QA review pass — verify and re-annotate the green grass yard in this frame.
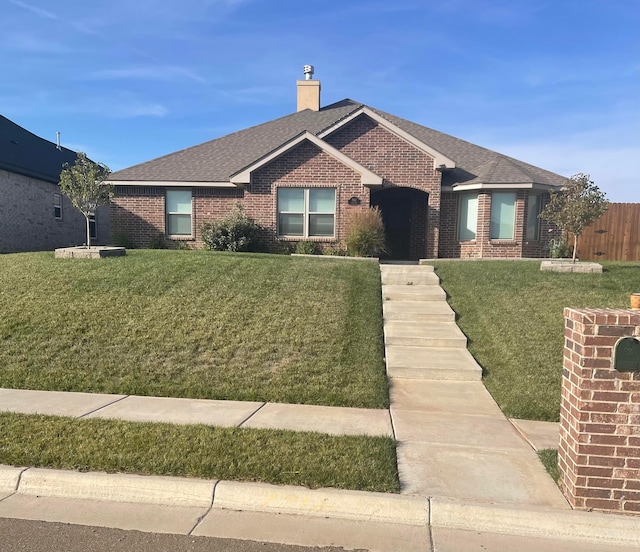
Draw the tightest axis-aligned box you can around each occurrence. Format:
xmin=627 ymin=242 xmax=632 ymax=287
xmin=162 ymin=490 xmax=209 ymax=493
xmin=0 ymin=412 xmax=399 ymax=492
xmin=0 ymin=251 xmax=387 ymax=408
xmin=431 ymin=260 xmax=638 ymax=421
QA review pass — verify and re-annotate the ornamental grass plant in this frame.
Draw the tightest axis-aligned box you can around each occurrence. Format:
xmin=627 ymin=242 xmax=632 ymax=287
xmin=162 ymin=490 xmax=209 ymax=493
xmin=346 ymin=207 xmax=387 ymax=257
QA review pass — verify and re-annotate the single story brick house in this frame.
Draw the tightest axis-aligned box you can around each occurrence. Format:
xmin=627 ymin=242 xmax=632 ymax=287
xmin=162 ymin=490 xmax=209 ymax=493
xmin=0 ymin=115 xmax=109 ymax=253
xmin=109 ymin=72 xmax=565 ymax=259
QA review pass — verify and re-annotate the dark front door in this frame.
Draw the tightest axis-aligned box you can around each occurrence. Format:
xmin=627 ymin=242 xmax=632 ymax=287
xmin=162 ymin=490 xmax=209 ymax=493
xmin=371 ymin=187 xmax=429 ymax=260
xmin=380 ymin=197 xmax=412 ymax=259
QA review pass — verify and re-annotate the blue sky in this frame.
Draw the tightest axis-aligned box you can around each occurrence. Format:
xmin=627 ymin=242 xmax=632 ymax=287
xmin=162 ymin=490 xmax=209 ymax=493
xmin=3 ymin=0 xmax=638 ymax=201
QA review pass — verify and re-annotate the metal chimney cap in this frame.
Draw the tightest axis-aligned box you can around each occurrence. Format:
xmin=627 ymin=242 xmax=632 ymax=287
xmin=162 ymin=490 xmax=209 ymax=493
xmin=303 ymin=65 xmax=314 ymax=80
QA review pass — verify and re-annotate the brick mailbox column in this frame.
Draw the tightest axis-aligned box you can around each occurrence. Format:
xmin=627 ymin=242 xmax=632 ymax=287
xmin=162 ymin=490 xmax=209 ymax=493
xmin=559 ymin=308 xmax=640 ymax=514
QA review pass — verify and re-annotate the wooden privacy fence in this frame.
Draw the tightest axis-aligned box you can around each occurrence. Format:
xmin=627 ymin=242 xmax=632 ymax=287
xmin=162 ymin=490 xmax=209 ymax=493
xmin=573 ymin=203 xmax=640 ymax=261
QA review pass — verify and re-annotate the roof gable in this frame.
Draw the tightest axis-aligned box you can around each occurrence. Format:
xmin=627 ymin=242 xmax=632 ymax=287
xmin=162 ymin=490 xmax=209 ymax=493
xmin=230 ymin=131 xmax=383 ymax=187
xmin=318 ymin=106 xmax=456 ymax=169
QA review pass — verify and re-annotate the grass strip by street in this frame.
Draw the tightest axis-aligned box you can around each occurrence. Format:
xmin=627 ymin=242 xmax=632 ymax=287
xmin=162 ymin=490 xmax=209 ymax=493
xmin=431 ymin=261 xmax=637 ymax=421
xmin=0 ymin=412 xmax=399 ymax=493
xmin=0 ymin=250 xmax=387 ymax=408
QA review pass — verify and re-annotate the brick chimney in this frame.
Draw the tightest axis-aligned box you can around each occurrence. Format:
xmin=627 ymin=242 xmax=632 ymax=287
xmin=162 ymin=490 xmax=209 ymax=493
xmin=297 ymin=64 xmax=320 ymax=112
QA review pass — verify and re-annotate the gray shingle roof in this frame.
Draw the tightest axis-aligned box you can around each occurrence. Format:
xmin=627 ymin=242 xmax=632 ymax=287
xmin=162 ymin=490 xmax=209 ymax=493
xmin=0 ymin=115 xmax=78 ymax=184
xmin=110 ymin=99 xmax=566 ymax=188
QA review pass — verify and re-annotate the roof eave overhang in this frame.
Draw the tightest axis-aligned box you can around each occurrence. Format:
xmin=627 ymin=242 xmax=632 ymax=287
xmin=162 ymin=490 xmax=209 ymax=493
xmin=107 ymin=180 xmax=238 ymax=188
xmin=317 ymin=106 xmax=456 ymax=169
xmin=449 ymin=182 xmax=561 ymax=192
xmin=229 ymin=131 xmax=383 ymax=187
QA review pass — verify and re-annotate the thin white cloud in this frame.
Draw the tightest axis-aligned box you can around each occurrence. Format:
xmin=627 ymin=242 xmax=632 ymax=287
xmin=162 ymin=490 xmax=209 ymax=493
xmin=3 ymin=32 xmax=71 ymax=53
xmin=111 ymin=103 xmax=169 ymax=118
xmin=9 ymin=0 xmax=57 ymax=19
xmin=65 ymin=97 xmax=169 ymax=119
xmin=84 ymin=66 xmax=206 ymax=83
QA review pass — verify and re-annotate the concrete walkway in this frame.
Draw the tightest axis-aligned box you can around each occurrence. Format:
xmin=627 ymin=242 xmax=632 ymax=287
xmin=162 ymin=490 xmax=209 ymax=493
xmin=381 ymin=263 xmax=568 ymax=508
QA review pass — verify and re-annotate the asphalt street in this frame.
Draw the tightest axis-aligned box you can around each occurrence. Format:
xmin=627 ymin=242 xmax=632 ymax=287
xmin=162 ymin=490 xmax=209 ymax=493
xmin=2 ymin=518 xmax=637 ymax=552
xmin=0 ymin=518 xmax=355 ymax=552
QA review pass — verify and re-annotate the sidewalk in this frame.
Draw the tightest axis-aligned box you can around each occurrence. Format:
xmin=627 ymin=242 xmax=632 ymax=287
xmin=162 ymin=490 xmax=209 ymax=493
xmin=0 ymin=388 xmax=392 ymax=437
xmin=0 ymin=263 xmax=638 ymax=551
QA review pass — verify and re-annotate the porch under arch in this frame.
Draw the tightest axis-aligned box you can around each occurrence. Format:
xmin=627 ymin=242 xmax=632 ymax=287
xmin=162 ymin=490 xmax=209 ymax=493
xmin=371 ymin=187 xmax=430 ymax=261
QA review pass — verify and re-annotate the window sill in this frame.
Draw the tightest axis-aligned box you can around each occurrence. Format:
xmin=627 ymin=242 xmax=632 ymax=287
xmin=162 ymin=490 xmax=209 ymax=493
xmin=278 ymin=237 xmax=336 ymax=242
xmin=489 ymin=240 xmax=518 ymax=245
xmin=166 ymin=235 xmax=195 ymax=241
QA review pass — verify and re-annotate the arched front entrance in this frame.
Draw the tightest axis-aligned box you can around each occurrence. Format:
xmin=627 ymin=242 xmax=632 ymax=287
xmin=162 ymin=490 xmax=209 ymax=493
xmin=371 ymin=187 xmax=429 ymax=261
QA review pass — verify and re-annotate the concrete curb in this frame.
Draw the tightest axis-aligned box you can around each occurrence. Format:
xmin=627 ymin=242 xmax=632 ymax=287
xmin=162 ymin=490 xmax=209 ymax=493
xmin=17 ymin=468 xmax=215 ymax=508
xmin=213 ymin=480 xmax=428 ymax=525
xmin=430 ymin=497 xmax=640 ymax=547
xmin=2 ymin=466 xmax=639 ymax=546
xmin=0 ymin=465 xmax=26 ymax=497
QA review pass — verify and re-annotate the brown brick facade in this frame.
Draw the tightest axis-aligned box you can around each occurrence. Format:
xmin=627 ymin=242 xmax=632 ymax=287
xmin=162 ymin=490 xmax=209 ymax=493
xmin=438 ymin=190 xmax=552 ymax=258
xmin=325 ymin=114 xmax=441 ymax=258
xmin=109 ymin=116 xmax=554 ymax=258
xmin=1 ymin=169 xmax=109 ymax=253
xmin=559 ymin=308 xmax=640 ymax=514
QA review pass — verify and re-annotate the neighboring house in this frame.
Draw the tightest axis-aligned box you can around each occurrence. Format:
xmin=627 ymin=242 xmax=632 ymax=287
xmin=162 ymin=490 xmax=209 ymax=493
xmin=0 ymin=115 xmax=109 ymax=253
xmin=109 ymin=72 xmax=565 ymax=259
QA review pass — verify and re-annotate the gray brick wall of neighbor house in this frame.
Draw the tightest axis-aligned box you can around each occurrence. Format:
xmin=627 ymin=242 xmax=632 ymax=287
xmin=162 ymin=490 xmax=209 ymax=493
xmin=0 ymin=169 xmax=110 ymax=253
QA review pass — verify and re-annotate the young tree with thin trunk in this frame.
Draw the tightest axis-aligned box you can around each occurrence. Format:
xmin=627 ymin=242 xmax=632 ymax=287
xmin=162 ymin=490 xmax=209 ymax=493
xmin=540 ymin=173 xmax=608 ymax=263
xmin=59 ymin=152 xmax=113 ymax=248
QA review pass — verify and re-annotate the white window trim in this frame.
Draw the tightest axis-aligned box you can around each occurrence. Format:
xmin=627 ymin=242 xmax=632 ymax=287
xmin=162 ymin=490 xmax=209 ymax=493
xmin=54 ymin=194 xmax=62 ymax=220
xmin=277 ymin=188 xmax=336 ymax=239
xmin=166 ymin=189 xmax=193 ymax=237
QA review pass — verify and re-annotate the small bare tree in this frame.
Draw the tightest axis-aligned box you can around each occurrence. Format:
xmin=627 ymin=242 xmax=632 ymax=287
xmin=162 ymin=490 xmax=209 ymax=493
xmin=540 ymin=173 xmax=608 ymax=263
xmin=59 ymin=152 xmax=113 ymax=248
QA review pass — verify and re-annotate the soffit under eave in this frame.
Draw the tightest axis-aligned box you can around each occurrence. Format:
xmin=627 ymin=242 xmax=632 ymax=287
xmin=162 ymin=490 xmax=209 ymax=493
xmin=449 ymin=182 xmax=561 ymax=192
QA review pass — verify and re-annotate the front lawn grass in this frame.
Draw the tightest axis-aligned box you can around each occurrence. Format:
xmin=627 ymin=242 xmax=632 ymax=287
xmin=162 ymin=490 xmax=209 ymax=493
xmin=0 ymin=251 xmax=387 ymax=408
xmin=431 ymin=261 xmax=638 ymax=421
xmin=0 ymin=413 xmax=399 ymax=492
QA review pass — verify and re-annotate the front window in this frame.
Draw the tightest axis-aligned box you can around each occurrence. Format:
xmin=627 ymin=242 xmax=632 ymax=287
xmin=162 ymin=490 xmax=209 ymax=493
xmin=526 ymin=194 xmax=542 ymax=241
xmin=490 ymin=192 xmax=516 ymax=240
xmin=88 ymin=214 xmax=97 ymax=240
xmin=278 ymin=188 xmax=335 ymax=238
xmin=166 ymin=190 xmax=192 ymax=236
xmin=54 ymin=194 xmax=62 ymax=219
xmin=458 ymin=193 xmax=478 ymax=241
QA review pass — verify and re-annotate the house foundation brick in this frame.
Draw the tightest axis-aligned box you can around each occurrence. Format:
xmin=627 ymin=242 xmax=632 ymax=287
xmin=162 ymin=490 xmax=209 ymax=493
xmin=558 ymin=308 xmax=640 ymax=515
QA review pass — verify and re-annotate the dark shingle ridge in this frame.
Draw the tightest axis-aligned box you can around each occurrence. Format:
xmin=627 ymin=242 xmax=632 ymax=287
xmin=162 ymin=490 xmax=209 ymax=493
xmin=110 ymin=99 xmax=566 ymax=187
xmin=0 ymin=115 xmax=77 ymax=184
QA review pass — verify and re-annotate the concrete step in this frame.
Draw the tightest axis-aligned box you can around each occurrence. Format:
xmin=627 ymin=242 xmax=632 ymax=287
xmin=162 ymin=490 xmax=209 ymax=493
xmin=380 ymin=264 xmax=434 ymax=272
xmin=385 ymin=346 xmax=482 ymax=381
xmin=384 ymin=321 xmax=467 ymax=348
xmin=382 ymin=285 xmax=446 ymax=302
xmin=383 ymin=301 xmax=455 ymax=322
xmin=380 ymin=273 xmax=440 ymax=286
